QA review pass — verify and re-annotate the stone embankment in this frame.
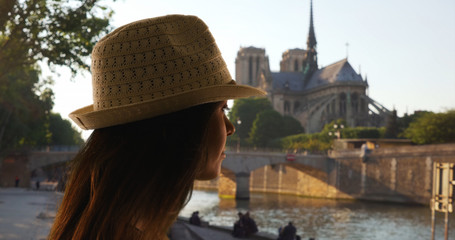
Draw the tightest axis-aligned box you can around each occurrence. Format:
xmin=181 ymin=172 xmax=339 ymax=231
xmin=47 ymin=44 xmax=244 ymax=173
xmin=196 ymin=143 xmax=455 ymax=204
xmin=0 ymin=187 xmax=275 ymax=240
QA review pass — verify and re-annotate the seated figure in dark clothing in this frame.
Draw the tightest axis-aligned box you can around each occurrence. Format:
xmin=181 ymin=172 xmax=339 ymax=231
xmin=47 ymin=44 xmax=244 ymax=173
xmin=243 ymin=211 xmax=258 ymax=237
xmin=278 ymin=222 xmax=297 ymax=240
xmin=189 ymin=211 xmax=201 ymax=226
xmin=233 ymin=212 xmax=247 ymax=238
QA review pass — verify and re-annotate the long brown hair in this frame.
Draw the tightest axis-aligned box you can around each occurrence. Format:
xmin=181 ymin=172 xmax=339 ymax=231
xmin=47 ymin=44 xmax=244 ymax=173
xmin=49 ymin=102 xmax=220 ymax=240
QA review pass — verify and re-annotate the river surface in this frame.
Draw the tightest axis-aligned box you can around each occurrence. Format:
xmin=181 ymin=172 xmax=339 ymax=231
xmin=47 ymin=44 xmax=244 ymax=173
xmin=180 ymin=190 xmax=455 ymax=240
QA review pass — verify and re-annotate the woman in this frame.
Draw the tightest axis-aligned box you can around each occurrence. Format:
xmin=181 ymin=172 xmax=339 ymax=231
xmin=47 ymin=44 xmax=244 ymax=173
xmin=48 ymin=15 xmax=264 ymax=239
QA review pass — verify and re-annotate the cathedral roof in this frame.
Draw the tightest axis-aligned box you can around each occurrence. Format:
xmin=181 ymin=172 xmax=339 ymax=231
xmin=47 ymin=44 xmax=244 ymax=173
xmin=271 ymin=72 xmax=305 ymax=91
xmin=271 ymin=58 xmax=365 ymax=92
xmin=305 ymin=58 xmax=364 ymax=89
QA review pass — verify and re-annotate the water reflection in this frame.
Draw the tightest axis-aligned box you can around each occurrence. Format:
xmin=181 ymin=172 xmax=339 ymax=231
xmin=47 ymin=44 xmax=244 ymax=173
xmin=181 ymin=190 xmax=455 ymax=240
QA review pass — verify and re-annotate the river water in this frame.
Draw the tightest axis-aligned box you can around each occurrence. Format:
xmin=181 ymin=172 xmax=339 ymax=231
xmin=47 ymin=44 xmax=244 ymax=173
xmin=180 ymin=190 xmax=455 ymax=240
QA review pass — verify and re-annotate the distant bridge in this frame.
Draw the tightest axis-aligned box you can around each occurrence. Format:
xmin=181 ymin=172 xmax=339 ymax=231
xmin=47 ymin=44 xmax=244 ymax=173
xmin=216 ymin=144 xmax=455 ymax=204
xmin=221 ymin=151 xmax=333 ymax=199
xmin=2 ymin=144 xmax=454 ymax=204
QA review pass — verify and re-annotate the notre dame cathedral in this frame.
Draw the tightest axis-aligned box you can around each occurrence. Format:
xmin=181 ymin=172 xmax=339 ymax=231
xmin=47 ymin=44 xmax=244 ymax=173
xmin=235 ymin=1 xmax=390 ymax=133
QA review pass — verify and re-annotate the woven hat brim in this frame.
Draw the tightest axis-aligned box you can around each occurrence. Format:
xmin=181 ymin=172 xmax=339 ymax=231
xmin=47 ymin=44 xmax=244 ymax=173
xmin=69 ymin=83 xmax=266 ymax=130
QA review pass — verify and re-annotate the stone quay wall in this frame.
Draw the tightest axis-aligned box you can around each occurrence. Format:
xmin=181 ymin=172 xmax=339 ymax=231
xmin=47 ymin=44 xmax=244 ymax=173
xmin=0 ymin=151 xmax=77 ymax=188
xmin=194 ymin=143 xmax=455 ymax=204
xmin=329 ymin=143 xmax=455 ymax=204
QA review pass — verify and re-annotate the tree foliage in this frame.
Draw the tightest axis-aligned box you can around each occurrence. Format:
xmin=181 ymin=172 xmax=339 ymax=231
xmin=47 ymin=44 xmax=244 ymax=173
xmin=403 ymin=110 xmax=455 ymax=144
xmin=228 ymin=98 xmax=304 ymax=148
xmin=384 ymin=109 xmax=398 ymax=138
xmin=0 ymin=0 xmax=113 ymax=78
xmin=249 ymin=110 xmax=284 ymax=147
xmin=276 ymin=119 xmax=385 ymax=153
xmin=49 ymin=113 xmax=84 ymax=146
xmin=342 ymin=127 xmax=384 ymax=139
xmin=397 ymin=110 xmax=432 ymax=136
xmin=282 ymin=115 xmax=304 ymax=136
xmin=0 ymin=67 xmax=50 ymax=150
xmin=275 ymin=131 xmax=333 ymax=153
xmin=228 ymin=98 xmax=273 ymax=139
xmin=0 ymin=0 xmax=113 ymax=151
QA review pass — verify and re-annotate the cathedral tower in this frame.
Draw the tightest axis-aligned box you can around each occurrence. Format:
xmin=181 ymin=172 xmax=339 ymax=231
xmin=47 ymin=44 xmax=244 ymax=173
xmin=235 ymin=47 xmax=269 ymax=87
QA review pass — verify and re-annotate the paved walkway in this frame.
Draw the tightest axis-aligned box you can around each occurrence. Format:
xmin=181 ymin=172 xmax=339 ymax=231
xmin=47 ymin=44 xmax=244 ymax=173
xmin=170 ymin=219 xmax=241 ymax=240
xmin=0 ymin=188 xmax=61 ymax=240
xmin=0 ymin=188 xmax=275 ymax=240
xmin=170 ymin=218 xmax=275 ymax=240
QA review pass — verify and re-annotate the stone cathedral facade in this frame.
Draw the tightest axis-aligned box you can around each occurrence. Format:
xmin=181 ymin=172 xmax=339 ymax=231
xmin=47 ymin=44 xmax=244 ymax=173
xmin=235 ymin=1 xmax=390 ymax=133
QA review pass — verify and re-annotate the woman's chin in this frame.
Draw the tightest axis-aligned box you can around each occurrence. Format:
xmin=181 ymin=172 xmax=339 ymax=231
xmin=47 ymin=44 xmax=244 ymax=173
xmin=196 ymin=168 xmax=220 ymax=180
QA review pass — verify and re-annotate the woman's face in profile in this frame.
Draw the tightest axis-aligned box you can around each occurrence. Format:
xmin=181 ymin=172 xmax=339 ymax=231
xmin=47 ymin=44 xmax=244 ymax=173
xmin=196 ymin=101 xmax=235 ymax=180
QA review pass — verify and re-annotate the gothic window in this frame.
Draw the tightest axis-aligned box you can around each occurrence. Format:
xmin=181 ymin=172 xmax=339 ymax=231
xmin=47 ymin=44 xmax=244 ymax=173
xmin=331 ymin=99 xmax=336 ymax=114
xmin=256 ymin=56 xmax=261 ymax=74
xmin=293 ymin=101 xmax=300 ymax=114
xmin=360 ymin=98 xmax=366 ymax=114
xmin=339 ymin=93 xmax=346 ymax=115
xmin=321 ymin=110 xmax=326 ymax=123
xmin=351 ymin=93 xmax=359 ymax=113
xmin=284 ymin=101 xmax=290 ymax=113
xmin=248 ymin=56 xmax=253 ymax=85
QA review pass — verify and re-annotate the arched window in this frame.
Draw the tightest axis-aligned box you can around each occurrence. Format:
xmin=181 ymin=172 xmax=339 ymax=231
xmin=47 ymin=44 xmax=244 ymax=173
xmin=284 ymin=101 xmax=291 ymax=113
xmin=339 ymin=93 xmax=346 ymax=115
xmin=248 ymin=56 xmax=253 ymax=85
xmin=321 ymin=109 xmax=327 ymax=123
xmin=360 ymin=98 xmax=366 ymax=114
xmin=294 ymin=59 xmax=299 ymax=71
xmin=293 ymin=101 xmax=300 ymax=113
xmin=351 ymin=93 xmax=359 ymax=113
xmin=256 ymin=56 xmax=261 ymax=76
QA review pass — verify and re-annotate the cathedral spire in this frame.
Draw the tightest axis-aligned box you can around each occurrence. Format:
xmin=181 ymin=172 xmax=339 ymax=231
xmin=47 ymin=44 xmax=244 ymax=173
xmin=307 ymin=0 xmax=317 ymax=49
xmin=303 ymin=0 xmax=318 ymax=85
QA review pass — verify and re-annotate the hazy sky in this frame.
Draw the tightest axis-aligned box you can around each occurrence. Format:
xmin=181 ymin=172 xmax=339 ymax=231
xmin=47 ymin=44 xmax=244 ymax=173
xmin=51 ymin=0 xmax=455 ymax=137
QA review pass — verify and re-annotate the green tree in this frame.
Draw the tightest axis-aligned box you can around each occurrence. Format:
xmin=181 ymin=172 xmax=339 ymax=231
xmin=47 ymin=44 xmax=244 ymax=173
xmin=228 ymin=97 xmax=273 ymax=140
xmin=0 ymin=67 xmax=50 ymax=151
xmin=49 ymin=113 xmax=84 ymax=146
xmin=0 ymin=0 xmax=113 ymax=151
xmin=0 ymin=0 xmax=113 ymax=78
xmin=302 ymin=138 xmax=332 ymax=153
xmin=277 ymin=131 xmax=333 ymax=153
xmin=342 ymin=127 xmax=384 ymax=139
xmin=397 ymin=110 xmax=432 ymax=136
xmin=277 ymin=133 xmax=311 ymax=150
xmin=384 ymin=110 xmax=398 ymax=138
xmin=277 ymin=119 xmax=383 ymax=153
xmin=282 ymin=115 xmax=304 ymax=136
xmin=403 ymin=110 xmax=455 ymax=144
xmin=320 ymin=119 xmax=347 ymax=135
xmin=249 ymin=110 xmax=284 ymax=147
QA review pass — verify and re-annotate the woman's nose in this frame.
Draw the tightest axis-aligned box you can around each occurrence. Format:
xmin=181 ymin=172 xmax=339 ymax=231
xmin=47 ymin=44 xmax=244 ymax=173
xmin=225 ymin=115 xmax=235 ymax=136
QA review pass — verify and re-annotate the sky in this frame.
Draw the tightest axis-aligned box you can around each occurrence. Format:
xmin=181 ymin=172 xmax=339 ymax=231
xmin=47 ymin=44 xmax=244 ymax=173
xmin=50 ymin=0 xmax=455 ymax=138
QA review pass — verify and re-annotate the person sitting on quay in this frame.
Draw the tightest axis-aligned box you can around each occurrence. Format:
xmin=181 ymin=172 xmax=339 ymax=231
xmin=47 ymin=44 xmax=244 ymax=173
xmin=233 ymin=212 xmax=247 ymax=238
xmin=277 ymin=222 xmax=297 ymax=240
xmin=233 ymin=211 xmax=259 ymax=238
xmin=189 ymin=211 xmax=201 ymax=226
xmin=243 ymin=211 xmax=258 ymax=237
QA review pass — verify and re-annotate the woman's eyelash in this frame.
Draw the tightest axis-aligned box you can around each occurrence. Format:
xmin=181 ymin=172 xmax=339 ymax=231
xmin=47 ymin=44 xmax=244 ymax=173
xmin=222 ymin=106 xmax=230 ymax=112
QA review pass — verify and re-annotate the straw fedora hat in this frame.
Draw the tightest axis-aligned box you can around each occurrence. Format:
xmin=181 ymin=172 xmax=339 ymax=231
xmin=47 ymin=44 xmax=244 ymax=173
xmin=69 ymin=15 xmax=265 ymax=130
